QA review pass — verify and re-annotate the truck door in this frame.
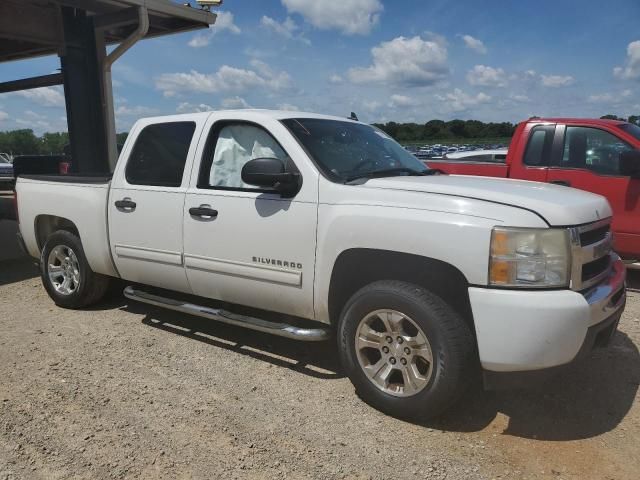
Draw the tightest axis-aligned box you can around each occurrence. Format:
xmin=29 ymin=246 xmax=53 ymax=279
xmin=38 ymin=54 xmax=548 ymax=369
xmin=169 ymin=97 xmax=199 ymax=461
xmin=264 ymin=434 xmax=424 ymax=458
xmin=507 ymin=123 xmax=556 ymax=181
xmin=108 ymin=121 xmax=197 ymax=293
xmin=183 ymin=120 xmax=318 ymax=319
xmin=546 ymin=125 xmax=640 ymax=258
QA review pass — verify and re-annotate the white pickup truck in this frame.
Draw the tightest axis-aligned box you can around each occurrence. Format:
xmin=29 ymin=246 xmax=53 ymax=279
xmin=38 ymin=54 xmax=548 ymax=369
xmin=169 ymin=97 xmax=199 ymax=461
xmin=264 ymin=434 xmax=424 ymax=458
xmin=15 ymin=110 xmax=626 ymax=420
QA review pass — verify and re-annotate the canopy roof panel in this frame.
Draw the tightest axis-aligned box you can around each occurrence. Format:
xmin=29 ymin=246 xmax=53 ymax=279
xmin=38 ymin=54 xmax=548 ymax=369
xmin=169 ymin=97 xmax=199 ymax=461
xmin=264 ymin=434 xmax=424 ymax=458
xmin=0 ymin=0 xmax=216 ymax=63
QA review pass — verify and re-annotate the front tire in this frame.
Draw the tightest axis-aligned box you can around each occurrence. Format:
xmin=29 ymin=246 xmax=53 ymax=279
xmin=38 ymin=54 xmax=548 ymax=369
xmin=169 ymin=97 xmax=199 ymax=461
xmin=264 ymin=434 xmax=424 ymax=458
xmin=40 ymin=230 xmax=111 ymax=309
xmin=338 ymin=280 xmax=475 ymax=420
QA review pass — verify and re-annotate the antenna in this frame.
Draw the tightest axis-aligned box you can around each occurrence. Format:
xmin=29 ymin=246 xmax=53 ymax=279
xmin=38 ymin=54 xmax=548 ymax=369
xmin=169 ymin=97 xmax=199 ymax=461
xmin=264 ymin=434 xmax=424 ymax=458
xmin=349 ymin=112 xmax=359 ymax=121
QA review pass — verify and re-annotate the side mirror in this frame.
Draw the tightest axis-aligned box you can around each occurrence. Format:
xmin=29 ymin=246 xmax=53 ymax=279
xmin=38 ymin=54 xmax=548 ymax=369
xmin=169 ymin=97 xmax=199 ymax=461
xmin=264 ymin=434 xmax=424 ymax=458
xmin=619 ymin=151 xmax=640 ymax=179
xmin=241 ymin=158 xmax=301 ymax=197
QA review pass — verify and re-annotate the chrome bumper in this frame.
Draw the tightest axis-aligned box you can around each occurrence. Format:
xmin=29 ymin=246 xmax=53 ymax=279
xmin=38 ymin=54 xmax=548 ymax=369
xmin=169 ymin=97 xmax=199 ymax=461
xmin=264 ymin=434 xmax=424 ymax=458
xmin=582 ymin=254 xmax=626 ymax=326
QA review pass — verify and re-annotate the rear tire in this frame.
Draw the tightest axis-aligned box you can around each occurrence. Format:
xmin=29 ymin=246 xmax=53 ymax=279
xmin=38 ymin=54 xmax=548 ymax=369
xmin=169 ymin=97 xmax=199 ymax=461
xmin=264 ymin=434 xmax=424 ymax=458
xmin=337 ymin=280 xmax=475 ymax=420
xmin=40 ymin=230 xmax=111 ymax=309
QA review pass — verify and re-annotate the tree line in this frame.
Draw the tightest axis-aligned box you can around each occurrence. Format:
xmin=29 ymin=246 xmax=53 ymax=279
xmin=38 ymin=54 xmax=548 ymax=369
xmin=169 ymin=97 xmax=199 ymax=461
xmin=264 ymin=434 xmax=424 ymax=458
xmin=372 ymin=119 xmax=516 ymax=143
xmin=373 ymin=115 xmax=640 ymax=143
xmin=0 ymin=130 xmax=128 ymax=156
xmin=1 ymin=114 xmax=638 ymax=155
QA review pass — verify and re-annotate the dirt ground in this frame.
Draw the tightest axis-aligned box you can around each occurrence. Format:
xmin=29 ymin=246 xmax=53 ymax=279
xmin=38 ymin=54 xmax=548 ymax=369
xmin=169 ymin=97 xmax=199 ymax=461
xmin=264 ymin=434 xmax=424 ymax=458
xmin=0 ymin=219 xmax=638 ymax=479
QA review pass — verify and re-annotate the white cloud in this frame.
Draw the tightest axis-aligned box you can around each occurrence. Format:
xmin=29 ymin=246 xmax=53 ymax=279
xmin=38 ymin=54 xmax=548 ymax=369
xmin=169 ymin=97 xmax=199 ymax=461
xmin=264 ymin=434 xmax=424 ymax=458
xmin=348 ymin=35 xmax=449 ymax=87
xmin=260 ymin=16 xmax=310 ymax=44
xmin=188 ymin=12 xmax=241 ymax=48
xmin=221 ymin=96 xmax=251 ymax=109
xmin=540 ymin=74 xmax=575 ymax=87
xmin=112 ymin=63 xmax=147 ymax=86
xmin=114 ymin=104 xmax=159 ymax=116
xmin=613 ymin=40 xmax=640 ymax=80
xmin=282 ymin=0 xmax=382 ymax=35
xmin=0 ymin=111 xmax=8 ymax=122
xmin=277 ymin=103 xmax=300 ymax=111
xmin=12 ymin=87 xmax=65 ymax=107
xmin=388 ymin=94 xmax=413 ymax=108
xmin=509 ymin=93 xmax=530 ymax=102
xmin=24 ymin=110 xmax=46 ymax=120
xmin=466 ymin=65 xmax=508 ymax=87
xmin=436 ymin=88 xmax=491 ymax=112
xmin=362 ymin=100 xmax=382 ymax=112
xmin=461 ymin=34 xmax=487 ymax=54
xmin=176 ymin=102 xmax=215 ymax=113
xmin=329 ymin=74 xmax=344 ymax=84
xmin=156 ymin=60 xmax=292 ymax=97
xmin=587 ymin=89 xmax=632 ymax=104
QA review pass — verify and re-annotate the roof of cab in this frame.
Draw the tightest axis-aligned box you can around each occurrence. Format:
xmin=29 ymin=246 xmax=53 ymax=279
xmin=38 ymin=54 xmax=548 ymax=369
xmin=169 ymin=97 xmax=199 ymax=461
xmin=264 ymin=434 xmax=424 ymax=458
xmin=526 ymin=117 xmax=628 ymax=126
xmin=138 ymin=109 xmax=361 ymax=124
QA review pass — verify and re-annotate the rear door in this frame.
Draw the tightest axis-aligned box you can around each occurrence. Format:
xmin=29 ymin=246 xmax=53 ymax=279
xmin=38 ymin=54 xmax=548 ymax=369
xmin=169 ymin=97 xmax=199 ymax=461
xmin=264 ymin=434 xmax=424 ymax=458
xmin=546 ymin=125 xmax=640 ymax=257
xmin=507 ymin=123 xmax=556 ymax=182
xmin=108 ymin=120 xmax=199 ymax=293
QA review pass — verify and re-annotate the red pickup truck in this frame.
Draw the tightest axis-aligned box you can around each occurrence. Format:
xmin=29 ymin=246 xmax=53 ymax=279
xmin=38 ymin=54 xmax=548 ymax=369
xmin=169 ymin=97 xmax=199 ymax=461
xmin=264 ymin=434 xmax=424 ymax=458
xmin=426 ymin=118 xmax=640 ymax=266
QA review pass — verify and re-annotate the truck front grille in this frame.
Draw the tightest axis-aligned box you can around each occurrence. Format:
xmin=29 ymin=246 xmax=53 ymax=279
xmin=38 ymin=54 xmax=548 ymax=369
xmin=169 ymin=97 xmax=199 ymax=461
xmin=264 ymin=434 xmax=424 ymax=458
xmin=579 ymin=224 xmax=610 ymax=246
xmin=570 ymin=219 xmax=613 ymax=291
xmin=581 ymin=255 xmax=611 ymax=283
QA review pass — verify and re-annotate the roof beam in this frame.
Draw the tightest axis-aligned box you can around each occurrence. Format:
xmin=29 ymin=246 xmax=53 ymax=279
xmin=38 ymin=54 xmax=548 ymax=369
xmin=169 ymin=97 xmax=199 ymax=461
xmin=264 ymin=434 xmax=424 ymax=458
xmin=0 ymin=73 xmax=64 ymax=94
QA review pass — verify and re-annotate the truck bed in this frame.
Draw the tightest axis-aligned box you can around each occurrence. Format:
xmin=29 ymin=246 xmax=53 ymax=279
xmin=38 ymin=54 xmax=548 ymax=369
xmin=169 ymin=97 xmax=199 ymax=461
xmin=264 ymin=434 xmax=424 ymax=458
xmin=15 ymin=175 xmax=118 ymax=277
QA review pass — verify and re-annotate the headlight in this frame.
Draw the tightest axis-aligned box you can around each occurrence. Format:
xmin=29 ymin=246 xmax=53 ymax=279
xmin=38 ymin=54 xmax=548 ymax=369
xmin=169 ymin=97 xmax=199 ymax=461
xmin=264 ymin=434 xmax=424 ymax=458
xmin=489 ymin=227 xmax=571 ymax=288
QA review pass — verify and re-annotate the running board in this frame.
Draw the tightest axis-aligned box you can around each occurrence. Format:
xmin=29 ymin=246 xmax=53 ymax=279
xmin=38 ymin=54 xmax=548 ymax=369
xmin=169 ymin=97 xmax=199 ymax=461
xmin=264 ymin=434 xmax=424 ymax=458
xmin=123 ymin=286 xmax=331 ymax=342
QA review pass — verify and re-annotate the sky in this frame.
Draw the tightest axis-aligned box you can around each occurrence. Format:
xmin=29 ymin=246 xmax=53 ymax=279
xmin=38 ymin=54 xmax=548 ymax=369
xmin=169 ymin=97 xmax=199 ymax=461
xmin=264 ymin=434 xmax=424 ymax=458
xmin=1 ymin=0 xmax=640 ymax=134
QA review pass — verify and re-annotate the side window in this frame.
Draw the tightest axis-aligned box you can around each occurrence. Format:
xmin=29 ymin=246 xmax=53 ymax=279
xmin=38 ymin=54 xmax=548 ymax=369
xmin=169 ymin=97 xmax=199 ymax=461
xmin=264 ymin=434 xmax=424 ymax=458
xmin=200 ymin=123 xmax=289 ymax=190
xmin=126 ymin=122 xmax=195 ymax=187
xmin=523 ymin=125 xmax=555 ymax=166
xmin=494 ymin=153 xmax=507 ymax=162
xmin=562 ymin=126 xmax=634 ymax=175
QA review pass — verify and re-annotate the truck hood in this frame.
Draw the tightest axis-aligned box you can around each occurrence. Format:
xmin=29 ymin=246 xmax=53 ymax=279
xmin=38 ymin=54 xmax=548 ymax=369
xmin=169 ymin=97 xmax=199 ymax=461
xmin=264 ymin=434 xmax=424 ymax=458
xmin=359 ymin=174 xmax=611 ymax=226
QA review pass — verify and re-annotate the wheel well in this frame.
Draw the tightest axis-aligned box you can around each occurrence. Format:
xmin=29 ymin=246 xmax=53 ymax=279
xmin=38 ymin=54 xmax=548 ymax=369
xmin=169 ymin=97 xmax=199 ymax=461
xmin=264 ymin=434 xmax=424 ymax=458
xmin=35 ymin=215 xmax=80 ymax=251
xmin=328 ymin=249 xmax=475 ymax=332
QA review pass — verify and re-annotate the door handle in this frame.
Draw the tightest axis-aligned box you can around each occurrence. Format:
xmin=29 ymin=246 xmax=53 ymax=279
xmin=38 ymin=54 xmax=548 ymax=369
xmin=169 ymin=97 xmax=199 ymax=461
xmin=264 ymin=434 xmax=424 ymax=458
xmin=189 ymin=206 xmax=218 ymax=219
xmin=550 ymin=180 xmax=571 ymax=187
xmin=115 ymin=198 xmax=137 ymax=211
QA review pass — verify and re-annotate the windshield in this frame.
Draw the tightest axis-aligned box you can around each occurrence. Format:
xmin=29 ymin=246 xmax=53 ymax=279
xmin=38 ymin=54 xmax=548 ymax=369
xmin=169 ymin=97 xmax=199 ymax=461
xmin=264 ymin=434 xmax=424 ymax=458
xmin=281 ymin=118 xmax=429 ymax=182
xmin=619 ymin=123 xmax=640 ymax=142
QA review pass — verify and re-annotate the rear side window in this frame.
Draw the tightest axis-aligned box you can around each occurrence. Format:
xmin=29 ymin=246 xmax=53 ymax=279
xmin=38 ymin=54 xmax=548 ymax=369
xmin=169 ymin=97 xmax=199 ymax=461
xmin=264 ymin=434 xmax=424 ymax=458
xmin=126 ymin=122 xmax=196 ymax=187
xmin=523 ymin=125 xmax=555 ymax=166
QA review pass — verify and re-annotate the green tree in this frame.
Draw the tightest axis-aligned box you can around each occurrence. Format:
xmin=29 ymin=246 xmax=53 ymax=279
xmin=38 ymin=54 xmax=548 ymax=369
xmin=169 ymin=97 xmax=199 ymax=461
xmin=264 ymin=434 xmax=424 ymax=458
xmin=41 ymin=132 xmax=69 ymax=154
xmin=600 ymin=114 xmax=623 ymax=120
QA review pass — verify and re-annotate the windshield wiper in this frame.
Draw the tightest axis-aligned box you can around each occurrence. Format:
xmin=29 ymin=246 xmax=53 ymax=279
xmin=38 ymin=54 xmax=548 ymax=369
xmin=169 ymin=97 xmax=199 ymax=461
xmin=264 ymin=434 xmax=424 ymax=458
xmin=345 ymin=167 xmax=437 ymax=183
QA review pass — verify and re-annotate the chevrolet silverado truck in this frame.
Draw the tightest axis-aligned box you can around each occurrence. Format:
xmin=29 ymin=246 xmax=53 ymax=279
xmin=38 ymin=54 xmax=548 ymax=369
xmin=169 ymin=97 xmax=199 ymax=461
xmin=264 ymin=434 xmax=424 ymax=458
xmin=426 ymin=118 xmax=640 ymax=267
xmin=15 ymin=110 xmax=627 ymax=420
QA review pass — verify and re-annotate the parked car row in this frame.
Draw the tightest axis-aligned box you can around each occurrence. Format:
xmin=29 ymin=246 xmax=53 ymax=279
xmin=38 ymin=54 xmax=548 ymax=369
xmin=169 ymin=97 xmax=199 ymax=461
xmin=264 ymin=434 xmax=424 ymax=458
xmin=0 ymin=154 xmax=14 ymax=190
xmin=404 ymin=143 xmax=509 ymax=159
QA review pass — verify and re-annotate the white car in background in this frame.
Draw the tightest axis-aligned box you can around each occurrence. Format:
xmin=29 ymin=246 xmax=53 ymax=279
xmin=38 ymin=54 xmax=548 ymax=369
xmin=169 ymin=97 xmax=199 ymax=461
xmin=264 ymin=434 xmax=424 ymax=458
xmin=443 ymin=149 xmax=508 ymax=163
xmin=0 ymin=154 xmax=15 ymax=190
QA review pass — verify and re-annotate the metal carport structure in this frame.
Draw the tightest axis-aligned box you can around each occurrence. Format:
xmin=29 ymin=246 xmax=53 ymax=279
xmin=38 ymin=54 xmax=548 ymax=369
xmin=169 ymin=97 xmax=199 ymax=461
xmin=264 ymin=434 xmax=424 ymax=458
xmin=0 ymin=0 xmax=216 ymax=173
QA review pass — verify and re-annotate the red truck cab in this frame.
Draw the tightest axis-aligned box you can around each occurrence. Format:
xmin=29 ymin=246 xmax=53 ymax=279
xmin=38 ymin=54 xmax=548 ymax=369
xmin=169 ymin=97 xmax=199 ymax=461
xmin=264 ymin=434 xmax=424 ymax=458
xmin=426 ymin=118 xmax=640 ymax=264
